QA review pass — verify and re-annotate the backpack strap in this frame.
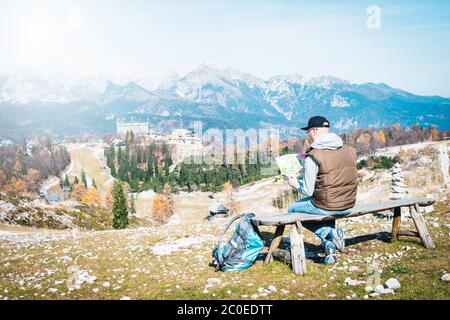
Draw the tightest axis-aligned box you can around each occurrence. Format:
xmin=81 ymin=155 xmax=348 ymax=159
xmin=216 ymin=213 xmax=245 ymax=269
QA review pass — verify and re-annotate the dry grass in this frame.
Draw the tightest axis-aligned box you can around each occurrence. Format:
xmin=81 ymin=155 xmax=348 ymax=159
xmin=1 ymin=198 xmax=449 ymax=300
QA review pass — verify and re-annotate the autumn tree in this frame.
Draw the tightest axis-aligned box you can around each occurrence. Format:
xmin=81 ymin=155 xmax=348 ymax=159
xmin=71 ymin=181 xmax=87 ymax=201
xmin=103 ymin=185 xmax=114 ymax=212
xmin=430 ymin=126 xmax=439 ymax=141
xmin=162 ymin=183 xmax=174 ymax=211
xmin=151 ymin=195 xmax=174 ymax=224
xmin=0 ymin=170 xmax=6 ymax=189
xmin=26 ymin=168 xmax=40 ymax=192
xmin=9 ymin=177 xmax=27 ymax=194
xmin=82 ymin=187 xmax=101 ymax=207
xmin=12 ymin=160 xmax=23 ymax=177
xmin=223 ymin=181 xmax=237 ymax=215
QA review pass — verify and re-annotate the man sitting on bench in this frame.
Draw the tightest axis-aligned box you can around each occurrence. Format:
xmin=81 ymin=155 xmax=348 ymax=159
xmin=287 ymin=116 xmax=358 ymax=265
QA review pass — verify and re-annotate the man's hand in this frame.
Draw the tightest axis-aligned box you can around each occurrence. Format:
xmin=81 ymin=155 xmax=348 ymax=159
xmin=287 ymin=176 xmax=300 ymax=189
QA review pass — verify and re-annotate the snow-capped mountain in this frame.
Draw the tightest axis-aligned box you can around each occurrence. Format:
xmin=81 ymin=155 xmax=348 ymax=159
xmin=0 ymin=64 xmax=449 ymax=139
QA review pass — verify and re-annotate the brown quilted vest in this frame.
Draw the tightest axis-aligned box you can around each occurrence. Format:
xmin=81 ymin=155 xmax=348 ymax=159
xmin=307 ymin=145 xmax=358 ymax=211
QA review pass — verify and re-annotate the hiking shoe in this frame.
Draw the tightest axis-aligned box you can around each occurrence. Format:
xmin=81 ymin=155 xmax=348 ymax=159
xmin=330 ymin=228 xmax=345 ymax=252
xmin=324 ymin=253 xmax=337 ymax=265
xmin=323 ymin=241 xmax=337 ymax=265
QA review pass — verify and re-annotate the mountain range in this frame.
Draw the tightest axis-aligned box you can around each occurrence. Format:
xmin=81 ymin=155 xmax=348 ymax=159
xmin=0 ymin=64 xmax=449 ymax=140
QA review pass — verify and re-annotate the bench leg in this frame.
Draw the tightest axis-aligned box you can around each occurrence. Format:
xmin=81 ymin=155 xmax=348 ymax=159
xmin=410 ymin=205 xmax=435 ymax=249
xmin=391 ymin=207 xmax=401 ymax=242
xmin=290 ymin=221 xmax=307 ymax=275
xmin=264 ymin=225 xmax=285 ymax=264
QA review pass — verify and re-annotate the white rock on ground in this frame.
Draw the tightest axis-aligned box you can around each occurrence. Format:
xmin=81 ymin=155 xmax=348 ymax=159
xmin=441 ymin=273 xmax=450 ymax=281
xmin=385 ymin=278 xmax=401 ymax=289
xmin=344 ymin=277 xmax=365 ymax=286
xmin=374 ymin=284 xmax=394 ymax=294
xmin=206 ymin=278 xmax=221 ymax=285
xmin=268 ymin=285 xmax=277 ymax=292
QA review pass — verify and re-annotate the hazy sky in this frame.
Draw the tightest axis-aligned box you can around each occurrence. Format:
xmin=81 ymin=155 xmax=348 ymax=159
xmin=1 ymin=0 xmax=449 ymax=96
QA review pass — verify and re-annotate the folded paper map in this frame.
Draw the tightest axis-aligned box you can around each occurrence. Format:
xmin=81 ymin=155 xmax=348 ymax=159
xmin=275 ymin=154 xmax=304 ymax=177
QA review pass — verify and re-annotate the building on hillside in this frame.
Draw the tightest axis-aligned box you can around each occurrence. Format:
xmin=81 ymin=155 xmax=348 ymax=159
xmin=168 ymin=129 xmax=200 ymax=144
xmin=111 ymin=138 xmax=126 ymax=147
xmin=116 ymin=121 xmax=150 ymax=137
xmin=116 ymin=120 xmax=166 ymax=142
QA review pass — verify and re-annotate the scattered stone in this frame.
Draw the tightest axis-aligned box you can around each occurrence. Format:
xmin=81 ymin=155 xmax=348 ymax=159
xmin=385 ymin=278 xmax=401 ymax=289
xmin=344 ymin=277 xmax=365 ymax=286
xmin=349 ymin=266 xmax=359 ymax=272
xmin=102 ymin=281 xmax=110 ymax=288
xmin=258 ymin=287 xmax=271 ymax=294
xmin=206 ymin=278 xmax=221 ymax=285
xmin=268 ymin=285 xmax=277 ymax=292
xmin=364 ymin=286 xmax=373 ymax=292
xmin=92 ymin=288 xmax=99 ymax=293
xmin=363 ymin=295 xmax=369 ymax=299
xmin=120 ymin=296 xmax=131 ymax=300
xmin=250 ymin=294 xmax=259 ymax=299
xmin=441 ymin=273 xmax=450 ymax=281
xmin=374 ymin=284 xmax=394 ymax=294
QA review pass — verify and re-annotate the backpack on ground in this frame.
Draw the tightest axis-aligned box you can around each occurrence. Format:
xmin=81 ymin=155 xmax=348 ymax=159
xmin=212 ymin=213 xmax=264 ymax=271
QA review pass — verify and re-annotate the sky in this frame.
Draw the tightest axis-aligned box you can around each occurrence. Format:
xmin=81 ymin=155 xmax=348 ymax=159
xmin=1 ymin=0 xmax=449 ymax=96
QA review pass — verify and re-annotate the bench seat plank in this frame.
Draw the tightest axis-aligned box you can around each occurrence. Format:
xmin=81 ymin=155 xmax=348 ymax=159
xmin=252 ymin=197 xmax=435 ymax=226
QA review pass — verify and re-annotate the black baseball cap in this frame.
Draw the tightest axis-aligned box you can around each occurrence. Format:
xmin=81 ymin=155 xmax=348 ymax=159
xmin=301 ymin=116 xmax=330 ymax=131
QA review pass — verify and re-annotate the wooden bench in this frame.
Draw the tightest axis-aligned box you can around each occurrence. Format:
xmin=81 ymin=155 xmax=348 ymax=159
xmin=251 ymin=197 xmax=435 ymax=275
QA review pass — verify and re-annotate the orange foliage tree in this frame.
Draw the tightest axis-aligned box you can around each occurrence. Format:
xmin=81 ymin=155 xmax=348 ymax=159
xmin=223 ymin=181 xmax=237 ymax=215
xmin=9 ymin=177 xmax=27 ymax=194
xmin=103 ymin=185 xmax=114 ymax=211
xmin=82 ymin=187 xmax=101 ymax=207
xmin=26 ymin=168 xmax=40 ymax=192
xmin=71 ymin=182 xmax=87 ymax=202
xmin=0 ymin=170 xmax=6 ymax=189
xmin=151 ymin=184 xmax=174 ymax=224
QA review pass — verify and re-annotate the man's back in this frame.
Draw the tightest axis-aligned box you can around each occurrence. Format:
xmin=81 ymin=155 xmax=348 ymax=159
xmin=307 ymin=144 xmax=358 ymax=211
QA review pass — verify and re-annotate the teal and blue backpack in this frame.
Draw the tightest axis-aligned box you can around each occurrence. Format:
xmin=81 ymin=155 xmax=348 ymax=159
xmin=212 ymin=213 xmax=264 ymax=271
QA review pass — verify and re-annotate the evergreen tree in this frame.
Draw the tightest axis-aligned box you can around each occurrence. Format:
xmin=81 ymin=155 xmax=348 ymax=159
xmin=112 ymin=180 xmax=129 ymax=229
xmin=92 ymin=178 xmax=97 ymax=189
xmin=129 ymin=194 xmax=136 ymax=216
xmin=81 ymin=169 xmax=87 ymax=188
xmin=146 ymin=160 xmax=153 ymax=181
xmin=107 ymin=146 xmax=116 ymax=176
xmin=63 ymin=174 xmax=70 ymax=188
